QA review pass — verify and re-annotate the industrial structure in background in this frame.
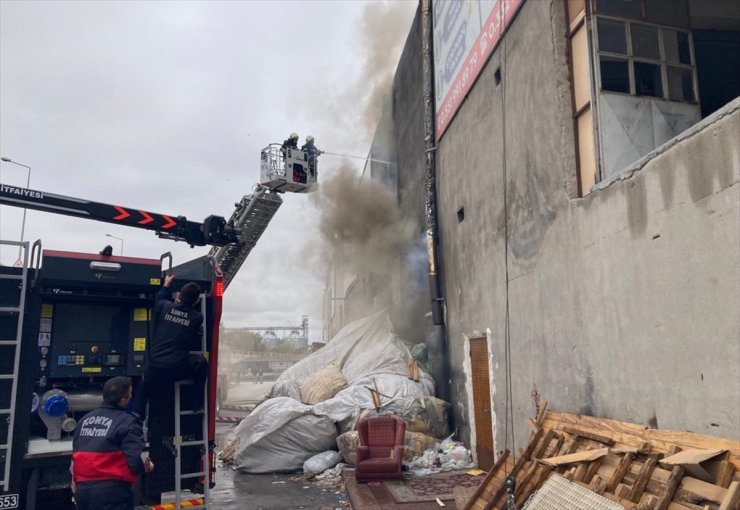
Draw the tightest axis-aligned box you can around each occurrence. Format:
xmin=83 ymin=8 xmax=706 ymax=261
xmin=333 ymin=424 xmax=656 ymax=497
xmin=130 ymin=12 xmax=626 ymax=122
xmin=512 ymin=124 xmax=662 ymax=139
xmin=0 ymin=142 xmax=318 ymax=509
xmin=244 ymin=315 xmax=310 ymax=351
xmin=219 ymin=316 xmax=311 ymax=383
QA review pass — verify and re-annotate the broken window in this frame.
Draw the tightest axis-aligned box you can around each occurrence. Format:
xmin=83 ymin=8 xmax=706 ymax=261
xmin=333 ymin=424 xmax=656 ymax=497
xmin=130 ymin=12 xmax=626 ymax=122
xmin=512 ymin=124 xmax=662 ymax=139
xmin=583 ymin=0 xmax=737 ymax=184
xmin=595 ymin=16 xmax=696 ymax=103
xmin=664 ymin=29 xmax=691 ymax=65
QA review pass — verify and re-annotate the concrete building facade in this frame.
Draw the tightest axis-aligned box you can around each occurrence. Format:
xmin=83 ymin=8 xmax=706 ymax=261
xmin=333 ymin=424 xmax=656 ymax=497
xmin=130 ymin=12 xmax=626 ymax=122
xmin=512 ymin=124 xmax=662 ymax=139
xmin=327 ymin=0 xmax=739 ymax=467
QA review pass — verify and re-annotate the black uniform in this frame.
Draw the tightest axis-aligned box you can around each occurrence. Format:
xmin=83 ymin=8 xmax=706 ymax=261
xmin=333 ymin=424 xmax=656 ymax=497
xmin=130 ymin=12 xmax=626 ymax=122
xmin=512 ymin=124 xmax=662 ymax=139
xmin=281 ymin=137 xmax=298 ymax=156
xmin=301 ymin=141 xmax=321 ymax=178
xmin=72 ymin=403 xmax=145 ymax=510
xmin=131 ymin=285 xmax=207 ymax=417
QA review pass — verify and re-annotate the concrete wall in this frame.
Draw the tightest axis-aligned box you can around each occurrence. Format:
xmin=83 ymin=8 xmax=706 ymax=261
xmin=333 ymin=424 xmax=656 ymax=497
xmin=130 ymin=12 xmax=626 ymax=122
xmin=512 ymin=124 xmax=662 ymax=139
xmin=433 ymin=0 xmax=740 ymax=453
xmin=367 ymin=0 xmax=739 ymax=459
xmin=389 ymin=7 xmax=433 ymax=346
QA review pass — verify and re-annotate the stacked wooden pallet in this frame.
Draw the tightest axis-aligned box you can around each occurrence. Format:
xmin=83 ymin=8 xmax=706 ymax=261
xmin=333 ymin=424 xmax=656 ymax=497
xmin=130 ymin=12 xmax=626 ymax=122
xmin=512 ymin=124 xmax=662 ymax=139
xmin=462 ymin=404 xmax=740 ymax=510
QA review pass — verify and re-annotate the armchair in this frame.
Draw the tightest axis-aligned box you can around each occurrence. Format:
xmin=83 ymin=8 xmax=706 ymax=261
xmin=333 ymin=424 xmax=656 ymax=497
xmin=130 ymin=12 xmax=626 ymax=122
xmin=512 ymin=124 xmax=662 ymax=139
xmin=355 ymin=416 xmax=406 ymax=482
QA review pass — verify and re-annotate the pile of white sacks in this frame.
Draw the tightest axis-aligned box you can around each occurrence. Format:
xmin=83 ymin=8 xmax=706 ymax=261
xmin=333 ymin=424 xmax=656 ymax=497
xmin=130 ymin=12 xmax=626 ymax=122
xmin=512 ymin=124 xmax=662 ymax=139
xmin=231 ymin=310 xmax=472 ymax=474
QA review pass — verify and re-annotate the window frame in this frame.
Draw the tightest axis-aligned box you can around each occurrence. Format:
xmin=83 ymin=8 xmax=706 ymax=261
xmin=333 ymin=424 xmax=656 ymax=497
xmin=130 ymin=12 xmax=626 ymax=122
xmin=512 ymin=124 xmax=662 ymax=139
xmin=593 ymin=14 xmax=698 ymax=104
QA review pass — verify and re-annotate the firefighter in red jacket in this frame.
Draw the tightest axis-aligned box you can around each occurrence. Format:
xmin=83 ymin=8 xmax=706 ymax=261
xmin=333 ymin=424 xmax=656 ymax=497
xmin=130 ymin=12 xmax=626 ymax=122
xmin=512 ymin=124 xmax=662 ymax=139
xmin=72 ymin=376 xmax=154 ymax=510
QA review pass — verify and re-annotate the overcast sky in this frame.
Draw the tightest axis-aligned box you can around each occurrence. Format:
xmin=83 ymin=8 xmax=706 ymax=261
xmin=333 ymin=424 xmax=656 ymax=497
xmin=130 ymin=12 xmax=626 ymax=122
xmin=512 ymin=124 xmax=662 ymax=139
xmin=0 ymin=0 xmax=417 ymax=342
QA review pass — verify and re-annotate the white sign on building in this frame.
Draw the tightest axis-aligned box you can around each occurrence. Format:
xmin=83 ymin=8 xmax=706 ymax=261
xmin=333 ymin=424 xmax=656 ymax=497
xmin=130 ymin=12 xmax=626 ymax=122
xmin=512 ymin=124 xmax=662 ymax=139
xmin=433 ymin=0 xmax=524 ymax=140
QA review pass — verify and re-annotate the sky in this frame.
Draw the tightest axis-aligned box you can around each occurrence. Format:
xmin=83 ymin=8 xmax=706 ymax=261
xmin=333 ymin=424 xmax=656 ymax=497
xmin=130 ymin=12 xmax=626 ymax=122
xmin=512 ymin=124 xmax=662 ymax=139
xmin=0 ymin=0 xmax=418 ymax=342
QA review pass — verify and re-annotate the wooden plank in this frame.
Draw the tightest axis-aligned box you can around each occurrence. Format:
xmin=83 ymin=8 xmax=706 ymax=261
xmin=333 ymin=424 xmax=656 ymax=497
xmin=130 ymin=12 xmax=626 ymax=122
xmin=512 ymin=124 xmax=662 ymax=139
xmin=543 ymin=412 xmax=740 ymax=470
xmin=532 ymin=429 xmax=556 ymax=459
xmin=602 ymin=452 xmax=731 ymax=506
xmin=601 ymin=490 xmax=638 ymax=509
xmin=635 ymin=463 xmax=728 ymax=505
xmin=513 ymin=461 xmax=539 ymax=503
xmin=718 ymin=481 xmax=740 ymax=510
xmin=590 ymin=475 xmax=607 ymax=495
xmin=666 ymin=504 xmax=703 ymax=510
xmin=642 ymin=495 xmax=659 ymax=509
xmin=635 ymin=497 xmax=655 ymax=510
xmin=616 ymin=483 xmax=633 ymax=500
xmin=715 ymin=460 xmax=734 ymax=488
xmin=584 ymin=458 xmax=604 ymax=484
xmin=631 ymin=456 xmax=658 ymax=502
xmin=483 ymin=429 xmax=544 ymax=510
xmin=563 ymin=425 xmax=616 ymax=446
xmin=608 ymin=452 xmax=636 ymax=492
xmin=541 ymin=447 xmax=611 ymax=466
xmin=660 ymin=449 xmax=727 ymax=482
xmin=527 ymin=417 xmax=538 ymax=434
xmin=529 ymin=464 xmax=554 ymax=494
xmin=535 ymin=400 xmax=548 ymax=426
xmin=666 ymin=445 xmax=682 ymax=456
xmin=545 ymin=435 xmax=564 ymax=459
xmin=574 ymin=462 xmax=590 ymax=482
xmin=613 ymin=442 xmax=651 ymax=455
xmin=556 ymin=436 xmax=577 ymax=456
xmin=462 ymin=450 xmax=509 ymax=510
xmin=655 ymin=465 xmax=686 ymax=510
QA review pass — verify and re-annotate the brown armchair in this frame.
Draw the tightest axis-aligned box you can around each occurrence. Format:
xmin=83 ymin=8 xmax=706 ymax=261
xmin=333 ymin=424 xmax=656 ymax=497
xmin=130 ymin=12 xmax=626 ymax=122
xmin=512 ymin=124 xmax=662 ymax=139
xmin=355 ymin=416 xmax=406 ymax=482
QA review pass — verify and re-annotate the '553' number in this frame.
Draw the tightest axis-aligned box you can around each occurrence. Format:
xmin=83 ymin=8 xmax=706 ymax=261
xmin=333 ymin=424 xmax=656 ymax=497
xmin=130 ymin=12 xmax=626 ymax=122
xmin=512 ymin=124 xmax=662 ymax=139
xmin=0 ymin=494 xmax=18 ymax=509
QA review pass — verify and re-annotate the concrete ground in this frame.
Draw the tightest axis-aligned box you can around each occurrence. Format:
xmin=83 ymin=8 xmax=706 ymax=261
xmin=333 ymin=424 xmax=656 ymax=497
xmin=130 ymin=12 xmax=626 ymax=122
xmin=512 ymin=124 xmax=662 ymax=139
xmin=158 ymin=380 xmax=351 ymax=509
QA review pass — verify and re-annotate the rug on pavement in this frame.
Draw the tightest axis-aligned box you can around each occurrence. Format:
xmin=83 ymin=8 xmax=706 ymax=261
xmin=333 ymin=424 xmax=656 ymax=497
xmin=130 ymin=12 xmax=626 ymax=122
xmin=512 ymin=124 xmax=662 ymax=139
xmin=383 ymin=470 xmax=485 ymax=504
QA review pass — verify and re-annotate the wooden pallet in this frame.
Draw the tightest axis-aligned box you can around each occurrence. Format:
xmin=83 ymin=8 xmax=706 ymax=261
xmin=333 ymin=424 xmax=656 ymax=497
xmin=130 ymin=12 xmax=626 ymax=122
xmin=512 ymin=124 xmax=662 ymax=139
xmin=462 ymin=404 xmax=740 ymax=510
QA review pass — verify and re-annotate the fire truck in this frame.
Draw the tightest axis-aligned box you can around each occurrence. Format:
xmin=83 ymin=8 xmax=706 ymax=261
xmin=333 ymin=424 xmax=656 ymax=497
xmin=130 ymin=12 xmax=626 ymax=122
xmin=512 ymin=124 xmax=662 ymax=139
xmin=0 ymin=144 xmax=316 ymax=509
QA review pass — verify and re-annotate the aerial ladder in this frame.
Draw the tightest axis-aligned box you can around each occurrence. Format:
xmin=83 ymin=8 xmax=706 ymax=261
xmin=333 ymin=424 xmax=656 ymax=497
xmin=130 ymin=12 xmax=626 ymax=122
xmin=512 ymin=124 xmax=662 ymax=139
xmin=0 ymin=142 xmax=317 ymax=288
xmin=0 ymin=142 xmax=317 ymax=509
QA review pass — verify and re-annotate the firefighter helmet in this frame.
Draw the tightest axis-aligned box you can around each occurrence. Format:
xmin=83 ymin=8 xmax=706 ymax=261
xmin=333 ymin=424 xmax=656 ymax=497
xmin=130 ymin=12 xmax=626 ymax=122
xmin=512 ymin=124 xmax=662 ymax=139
xmin=290 ymin=132 xmax=298 ymax=140
xmin=306 ymin=135 xmax=315 ymax=142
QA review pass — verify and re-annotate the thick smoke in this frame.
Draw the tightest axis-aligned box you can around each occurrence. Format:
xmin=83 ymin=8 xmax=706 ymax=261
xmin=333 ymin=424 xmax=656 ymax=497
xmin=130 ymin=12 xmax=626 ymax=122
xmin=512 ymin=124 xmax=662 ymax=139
xmin=297 ymin=2 xmax=419 ymax=338
xmin=356 ymin=1 xmax=415 ymax=136
xmin=313 ymin=166 xmax=415 ymax=278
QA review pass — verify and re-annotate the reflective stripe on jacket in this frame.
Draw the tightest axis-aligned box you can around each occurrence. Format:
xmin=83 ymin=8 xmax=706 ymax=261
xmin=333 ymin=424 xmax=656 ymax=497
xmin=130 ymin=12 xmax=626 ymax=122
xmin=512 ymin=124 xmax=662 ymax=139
xmin=72 ymin=403 xmax=145 ymax=485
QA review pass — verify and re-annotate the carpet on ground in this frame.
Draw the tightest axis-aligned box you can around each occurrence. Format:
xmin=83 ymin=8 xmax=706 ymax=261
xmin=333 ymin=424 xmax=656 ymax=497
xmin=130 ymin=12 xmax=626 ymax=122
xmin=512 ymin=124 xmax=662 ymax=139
xmin=383 ymin=470 xmax=485 ymax=504
xmin=343 ymin=468 xmax=486 ymax=510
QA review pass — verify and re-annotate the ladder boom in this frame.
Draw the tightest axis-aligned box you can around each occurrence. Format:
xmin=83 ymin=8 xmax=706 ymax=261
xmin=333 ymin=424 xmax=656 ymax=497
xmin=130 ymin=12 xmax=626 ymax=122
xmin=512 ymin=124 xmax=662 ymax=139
xmin=0 ymin=182 xmax=238 ymax=247
xmin=210 ymin=187 xmax=283 ymax=289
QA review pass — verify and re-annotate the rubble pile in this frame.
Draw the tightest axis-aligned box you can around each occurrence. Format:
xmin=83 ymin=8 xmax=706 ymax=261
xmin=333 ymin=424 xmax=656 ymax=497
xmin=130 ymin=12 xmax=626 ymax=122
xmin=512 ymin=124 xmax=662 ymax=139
xmin=223 ymin=311 xmax=457 ymax=475
xmin=461 ymin=404 xmax=740 ymax=510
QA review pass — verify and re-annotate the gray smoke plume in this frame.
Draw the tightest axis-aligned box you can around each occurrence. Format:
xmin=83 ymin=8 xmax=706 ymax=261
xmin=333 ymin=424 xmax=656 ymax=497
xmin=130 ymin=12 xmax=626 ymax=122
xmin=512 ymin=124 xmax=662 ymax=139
xmin=295 ymin=2 xmax=418 ymax=336
xmin=356 ymin=1 xmax=416 ymax=137
xmin=312 ymin=166 xmax=415 ymax=278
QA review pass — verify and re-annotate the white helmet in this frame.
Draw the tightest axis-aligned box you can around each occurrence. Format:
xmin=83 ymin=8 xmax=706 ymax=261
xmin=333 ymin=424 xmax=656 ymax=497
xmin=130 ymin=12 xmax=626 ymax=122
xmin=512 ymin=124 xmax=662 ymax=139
xmin=290 ymin=132 xmax=298 ymax=140
xmin=306 ymin=135 xmax=315 ymax=142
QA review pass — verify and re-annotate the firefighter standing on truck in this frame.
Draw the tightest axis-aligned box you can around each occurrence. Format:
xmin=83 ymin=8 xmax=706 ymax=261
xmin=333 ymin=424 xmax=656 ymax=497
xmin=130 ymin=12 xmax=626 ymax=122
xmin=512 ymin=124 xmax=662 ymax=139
xmin=72 ymin=376 xmax=154 ymax=510
xmin=132 ymin=274 xmax=209 ymax=418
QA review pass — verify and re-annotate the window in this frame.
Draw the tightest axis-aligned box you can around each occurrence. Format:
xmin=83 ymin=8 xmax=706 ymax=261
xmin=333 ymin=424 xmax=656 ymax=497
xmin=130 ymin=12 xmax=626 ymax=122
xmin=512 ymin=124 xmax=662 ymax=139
xmin=600 ymin=57 xmax=630 ymax=93
xmin=595 ymin=15 xmax=696 ymax=103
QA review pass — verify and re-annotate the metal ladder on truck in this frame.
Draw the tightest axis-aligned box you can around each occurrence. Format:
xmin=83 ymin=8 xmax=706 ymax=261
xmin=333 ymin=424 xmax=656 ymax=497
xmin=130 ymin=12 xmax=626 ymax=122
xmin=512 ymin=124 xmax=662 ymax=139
xmin=170 ymin=293 xmax=211 ymax=510
xmin=0 ymin=240 xmax=31 ymax=498
xmin=210 ymin=187 xmax=283 ymax=289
